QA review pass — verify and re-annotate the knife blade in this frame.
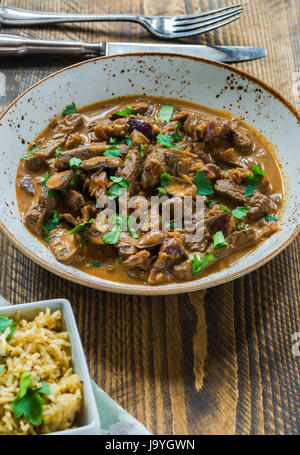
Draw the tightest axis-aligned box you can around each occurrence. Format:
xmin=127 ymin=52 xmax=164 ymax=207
xmin=106 ymin=42 xmax=267 ymax=63
xmin=0 ymin=34 xmax=266 ymax=63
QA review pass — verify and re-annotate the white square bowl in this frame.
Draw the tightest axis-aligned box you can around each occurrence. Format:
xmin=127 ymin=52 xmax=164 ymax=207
xmin=0 ymin=298 xmax=100 ymax=435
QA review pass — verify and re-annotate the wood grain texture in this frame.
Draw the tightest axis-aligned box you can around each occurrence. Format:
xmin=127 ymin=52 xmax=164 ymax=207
xmin=0 ymin=0 xmax=299 ymax=435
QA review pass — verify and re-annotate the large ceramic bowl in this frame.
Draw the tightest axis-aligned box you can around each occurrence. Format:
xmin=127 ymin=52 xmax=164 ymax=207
xmin=0 ymin=54 xmax=299 ymax=295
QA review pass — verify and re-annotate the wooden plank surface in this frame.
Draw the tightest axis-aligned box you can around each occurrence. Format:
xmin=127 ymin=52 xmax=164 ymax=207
xmin=0 ymin=0 xmax=299 ymax=435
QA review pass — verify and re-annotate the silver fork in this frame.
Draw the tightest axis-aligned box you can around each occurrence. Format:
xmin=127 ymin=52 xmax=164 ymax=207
xmin=0 ymin=4 xmax=243 ymax=39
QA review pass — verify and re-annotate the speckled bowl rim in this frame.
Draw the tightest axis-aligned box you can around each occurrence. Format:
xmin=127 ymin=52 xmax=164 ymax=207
xmin=0 ymin=53 xmax=299 ymax=295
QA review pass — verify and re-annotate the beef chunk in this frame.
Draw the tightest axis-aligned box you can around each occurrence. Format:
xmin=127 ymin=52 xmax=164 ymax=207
xmin=206 ymin=212 xmax=236 ymax=236
xmin=93 ymin=117 xmax=129 ymax=141
xmin=230 ymin=122 xmax=255 ymax=154
xmin=214 ymin=179 xmax=276 ymax=219
xmin=123 ymin=250 xmax=150 ymax=269
xmin=207 ymin=228 xmax=258 ymax=261
xmin=173 ymin=259 xmax=193 ymax=280
xmin=24 ymin=114 xmax=83 ymax=172
xmin=53 ymin=144 xmax=118 ymax=170
xmin=19 ymin=176 xmax=35 ymax=195
xmin=247 ymin=191 xmax=277 ymax=220
xmin=24 ymin=190 xmax=59 ymax=235
xmin=49 ymin=228 xmax=82 ymax=263
xmin=64 ymin=189 xmax=85 ymax=212
xmin=148 ymin=237 xmax=187 ymax=284
xmin=116 ymin=144 xmax=147 ymax=195
xmin=141 ymin=149 xmax=178 ymax=189
xmin=46 ymin=170 xmax=75 ymax=191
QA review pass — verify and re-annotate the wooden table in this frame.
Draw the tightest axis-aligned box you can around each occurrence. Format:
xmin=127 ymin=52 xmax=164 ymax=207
xmin=0 ymin=0 xmax=299 ymax=435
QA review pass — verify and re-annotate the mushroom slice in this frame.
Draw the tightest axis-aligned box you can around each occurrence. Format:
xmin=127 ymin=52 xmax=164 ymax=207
xmin=46 ymin=170 xmax=75 ymax=190
xmin=137 ymin=230 xmax=165 ymax=249
xmin=81 ymin=156 xmax=122 ymax=171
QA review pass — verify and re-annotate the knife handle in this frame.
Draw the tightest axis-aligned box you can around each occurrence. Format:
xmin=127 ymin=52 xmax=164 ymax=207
xmin=0 ymin=34 xmax=103 ymax=56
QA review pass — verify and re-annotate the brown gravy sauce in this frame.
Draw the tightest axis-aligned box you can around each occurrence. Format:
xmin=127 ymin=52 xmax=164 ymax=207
xmin=16 ymin=96 xmax=283 ymax=285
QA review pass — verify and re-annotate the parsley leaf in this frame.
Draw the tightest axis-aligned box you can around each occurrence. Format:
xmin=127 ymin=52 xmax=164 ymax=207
xmin=11 ymin=373 xmax=50 ymax=426
xmin=63 ymin=102 xmax=77 ymax=115
xmin=264 ymin=215 xmax=278 ymax=221
xmin=206 ymin=199 xmax=218 ymax=207
xmin=68 ymin=218 xmax=95 ymax=235
xmin=190 ymin=252 xmax=216 ymax=276
xmin=232 ymin=206 xmax=249 ymax=219
xmin=69 ymin=157 xmax=82 ymax=170
xmin=43 ymin=210 xmax=60 ymax=233
xmin=90 ymin=261 xmax=101 ymax=267
xmin=160 ymin=172 xmax=172 ymax=187
xmin=140 ymin=143 xmax=145 ymax=158
xmin=156 ymin=187 xmax=167 ymax=197
xmin=158 ymin=105 xmax=174 ymax=122
xmin=107 ymin=176 xmax=130 ymax=199
xmin=125 ymin=137 xmax=131 ymax=146
xmin=21 ymin=145 xmax=41 ymax=161
xmin=42 ymin=173 xmax=51 ymax=190
xmin=173 ymin=123 xmax=182 ymax=142
xmin=109 ymin=137 xmax=127 ymax=145
xmin=0 ymin=317 xmax=17 ymax=342
xmin=245 ymin=165 xmax=266 ymax=197
xmin=109 ymin=214 xmax=139 ymax=239
xmin=113 ymin=106 xmax=133 ymax=117
xmin=102 ymin=225 xmax=121 ymax=244
xmin=55 ymin=147 xmax=62 ymax=160
xmin=213 ymin=231 xmax=228 ymax=250
xmin=42 ymin=233 xmax=50 ymax=243
xmin=220 ymin=204 xmax=249 ymax=220
xmin=104 ymin=145 xmax=122 ymax=157
xmin=193 ymin=171 xmax=214 ymax=195
xmin=156 ymin=134 xmax=180 ymax=149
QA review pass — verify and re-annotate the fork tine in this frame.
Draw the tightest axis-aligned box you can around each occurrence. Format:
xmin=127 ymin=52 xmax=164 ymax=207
xmin=172 ymin=9 xmax=242 ymax=32
xmin=173 ymin=4 xmax=242 ymax=21
xmin=172 ymin=15 xmax=241 ymax=38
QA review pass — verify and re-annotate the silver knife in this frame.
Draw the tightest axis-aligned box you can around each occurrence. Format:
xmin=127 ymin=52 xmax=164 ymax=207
xmin=0 ymin=34 xmax=266 ymax=62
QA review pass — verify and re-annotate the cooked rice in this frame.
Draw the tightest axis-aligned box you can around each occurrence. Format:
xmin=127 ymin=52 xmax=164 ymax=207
xmin=0 ymin=308 xmax=83 ymax=435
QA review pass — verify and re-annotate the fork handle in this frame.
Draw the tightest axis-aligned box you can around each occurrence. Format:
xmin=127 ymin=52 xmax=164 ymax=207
xmin=0 ymin=6 xmax=144 ymax=26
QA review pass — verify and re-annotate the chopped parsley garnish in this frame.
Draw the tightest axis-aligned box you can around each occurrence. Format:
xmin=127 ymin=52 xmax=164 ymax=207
xmin=42 ymin=173 xmax=51 ymax=190
xmin=102 ymin=225 xmax=121 ymax=244
xmin=107 ymin=176 xmax=130 ymax=199
xmin=156 ymin=134 xmax=180 ymax=149
xmin=213 ymin=231 xmax=228 ymax=250
xmin=55 ymin=147 xmax=62 ymax=160
xmin=220 ymin=204 xmax=249 ymax=220
xmin=109 ymin=137 xmax=129 ymax=145
xmin=125 ymin=137 xmax=131 ymax=146
xmin=156 ymin=187 xmax=167 ymax=197
xmin=0 ymin=365 xmax=5 ymax=374
xmin=140 ymin=143 xmax=145 ymax=158
xmin=173 ymin=122 xmax=182 ymax=141
xmin=109 ymin=214 xmax=139 ymax=239
xmin=158 ymin=104 xmax=174 ymax=122
xmin=0 ymin=316 xmax=17 ymax=341
xmin=42 ymin=233 xmax=50 ymax=243
xmin=69 ymin=173 xmax=80 ymax=188
xmin=21 ymin=145 xmax=41 ymax=160
xmin=43 ymin=210 xmax=60 ymax=232
xmin=264 ymin=215 xmax=278 ymax=221
xmin=206 ymin=199 xmax=218 ymax=207
xmin=113 ymin=106 xmax=133 ymax=117
xmin=68 ymin=218 xmax=95 ymax=235
xmin=104 ymin=145 xmax=122 ymax=157
xmin=90 ymin=261 xmax=101 ymax=267
xmin=190 ymin=252 xmax=216 ymax=276
xmin=63 ymin=102 xmax=77 ymax=115
xmin=245 ymin=165 xmax=266 ymax=197
xmin=11 ymin=372 xmax=50 ymax=425
xmin=193 ymin=170 xmax=214 ymax=195
xmin=160 ymin=172 xmax=172 ymax=187
xmin=69 ymin=157 xmax=82 ymax=170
